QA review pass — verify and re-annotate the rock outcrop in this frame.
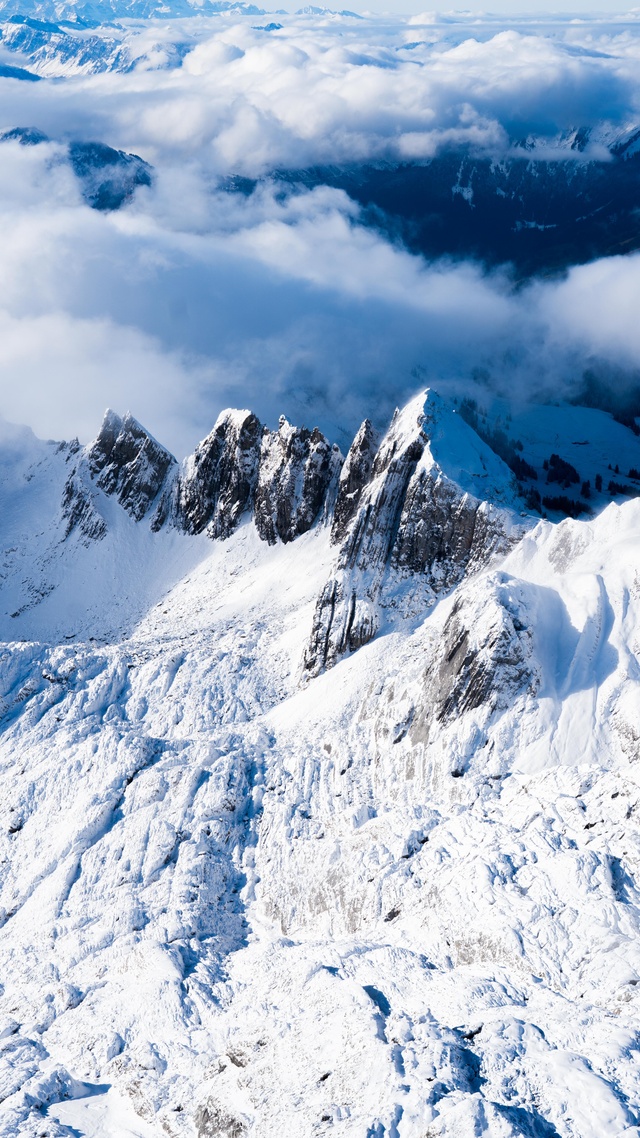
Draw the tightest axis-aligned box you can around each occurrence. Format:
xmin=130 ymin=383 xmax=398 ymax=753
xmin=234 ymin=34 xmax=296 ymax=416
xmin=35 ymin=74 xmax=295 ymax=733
xmin=61 ymin=409 xmax=175 ymax=541
xmin=60 ymin=471 xmax=107 ymax=543
xmin=160 ymin=410 xmax=262 ymax=538
xmin=417 ymin=573 xmax=537 ymax=740
xmin=87 ymin=409 xmax=176 ymax=522
xmin=391 ymin=470 xmax=513 ymax=587
xmin=331 ymin=418 xmax=380 ymax=544
xmin=254 ymin=418 xmax=342 ymax=545
xmin=303 ymin=392 xmax=528 ymax=677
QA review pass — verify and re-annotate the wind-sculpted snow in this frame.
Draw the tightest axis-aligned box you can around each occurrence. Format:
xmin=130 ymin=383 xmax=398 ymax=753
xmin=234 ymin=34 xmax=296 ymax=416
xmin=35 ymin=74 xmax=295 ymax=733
xmin=1 ymin=392 xmax=640 ymax=1136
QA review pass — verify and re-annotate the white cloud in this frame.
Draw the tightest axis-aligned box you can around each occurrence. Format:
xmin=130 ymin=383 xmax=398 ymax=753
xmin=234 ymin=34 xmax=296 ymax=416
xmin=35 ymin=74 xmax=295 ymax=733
xmin=537 ymin=254 xmax=640 ymax=368
xmin=1 ymin=13 xmax=638 ymax=174
xmin=0 ymin=12 xmax=638 ymax=455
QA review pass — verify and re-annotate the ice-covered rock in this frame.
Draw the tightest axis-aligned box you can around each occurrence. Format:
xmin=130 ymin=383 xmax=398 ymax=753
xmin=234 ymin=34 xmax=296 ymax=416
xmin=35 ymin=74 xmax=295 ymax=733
xmin=304 ymin=391 xmax=528 ymax=676
xmin=254 ymin=417 xmax=342 ymax=545
xmin=164 ymin=409 xmax=262 ymax=538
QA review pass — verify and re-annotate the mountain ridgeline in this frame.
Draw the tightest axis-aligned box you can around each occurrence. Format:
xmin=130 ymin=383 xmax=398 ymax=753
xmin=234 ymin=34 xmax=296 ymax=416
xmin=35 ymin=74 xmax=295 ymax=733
xmin=60 ymin=395 xmax=529 ymax=675
xmin=230 ymin=125 xmax=640 ymax=277
xmin=3 ymin=392 xmax=640 ymax=1138
xmin=57 ymin=394 xmax=640 ymax=675
xmin=73 ymin=407 xmax=343 ymax=545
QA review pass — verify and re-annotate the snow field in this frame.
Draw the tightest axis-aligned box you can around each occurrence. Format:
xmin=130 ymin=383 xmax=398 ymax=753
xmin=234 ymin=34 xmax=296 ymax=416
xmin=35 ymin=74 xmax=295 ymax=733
xmin=1 ymin=412 xmax=640 ymax=1134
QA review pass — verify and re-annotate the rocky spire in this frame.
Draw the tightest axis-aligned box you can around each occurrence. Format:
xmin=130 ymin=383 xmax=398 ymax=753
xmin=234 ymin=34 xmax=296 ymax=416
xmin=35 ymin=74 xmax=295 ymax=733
xmin=87 ymin=409 xmax=177 ymax=522
xmin=254 ymin=418 xmax=343 ymax=545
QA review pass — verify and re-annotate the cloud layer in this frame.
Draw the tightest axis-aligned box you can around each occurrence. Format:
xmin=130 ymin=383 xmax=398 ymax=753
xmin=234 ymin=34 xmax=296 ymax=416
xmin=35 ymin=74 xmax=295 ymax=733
xmin=4 ymin=13 xmax=640 ymax=172
xmin=0 ymin=12 xmax=639 ymax=454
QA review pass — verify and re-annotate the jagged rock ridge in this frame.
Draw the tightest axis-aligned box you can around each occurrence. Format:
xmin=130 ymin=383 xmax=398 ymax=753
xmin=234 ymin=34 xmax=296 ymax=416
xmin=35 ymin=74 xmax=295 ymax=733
xmin=61 ymin=392 xmax=528 ymax=675
xmin=2 ymin=391 xmax=640 ymax=1138
xmin=87 ymin=409 xmax=176 ymax=522
xmin=158 ymin=410 xmax=263 ymax=538
xmin=303 ymin=393 xmax=528 ymax=676
xmin=254 ymin=417 xmax=342 ymax=545
xmin=66 ymin=404 xmax=345 ymax=550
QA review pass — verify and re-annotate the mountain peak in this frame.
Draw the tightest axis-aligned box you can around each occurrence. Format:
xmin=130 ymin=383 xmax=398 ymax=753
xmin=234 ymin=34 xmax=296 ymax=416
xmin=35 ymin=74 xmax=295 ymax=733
xmin=86 ymin=408 xmax=176 ymax=522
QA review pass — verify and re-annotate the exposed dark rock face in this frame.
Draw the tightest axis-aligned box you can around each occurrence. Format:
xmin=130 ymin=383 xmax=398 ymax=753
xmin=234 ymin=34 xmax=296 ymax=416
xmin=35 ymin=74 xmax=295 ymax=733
xmin=166 ymin=410 xmax=262 ymax=538
xmin=331 ymin=418 xmax=379 ymax=544
xmin=60 ymin=407 xmax=343 ymax=548
xmin=60 ymin=473 xmax=107 ymax=543
xmin=68 ymin=140 xmax=153 ymax=211
xmin=429 ymin=583 xmax=534 ymax=727
xmin=407 ymin=575 xmax=537 ymax=766
xmin=254 ymin=418 xmax=342 ymax=545
xmin=87 ymin=409 xmax=176 ymax=522
xmin=0 ymin=62 xmax=39 ymax=80
xmin=391 ymin=469 xmax=510 ymax=590
xmin=56 ymin=393 xmax=531 ymax=679
xmin=339 ymin=436 xmax=425 ymax=573
xmin=304 ymin=405 xmax=428 ymax=675
xmin=157 ymin=411 xmax=341 ymax=543
xmin=0 ymin=129 xmax=153 ymax=209
xmin=303 ymin=397 xmax=526 ymax=678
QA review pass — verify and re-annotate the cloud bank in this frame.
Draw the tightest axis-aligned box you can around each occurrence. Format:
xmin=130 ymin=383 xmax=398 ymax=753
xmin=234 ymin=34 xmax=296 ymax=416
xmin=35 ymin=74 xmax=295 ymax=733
xmin=0 ymin=11 xmax=639 ymax=454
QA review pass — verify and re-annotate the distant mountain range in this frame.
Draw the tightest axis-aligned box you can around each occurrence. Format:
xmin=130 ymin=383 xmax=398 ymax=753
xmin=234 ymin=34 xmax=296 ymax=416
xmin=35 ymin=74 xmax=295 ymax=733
xmin=0 ymin=126 xmax=152 ymax=208
xmin=2 ymin=6 xmax=638 ymax=280
xmin=0 ymin=0 xmax=268 ymax=21
xmin=234 ymin=123 xmax=640 ymax=277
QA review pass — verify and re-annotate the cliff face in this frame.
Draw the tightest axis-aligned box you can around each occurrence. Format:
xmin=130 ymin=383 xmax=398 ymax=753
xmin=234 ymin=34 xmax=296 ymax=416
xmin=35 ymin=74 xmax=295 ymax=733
xmin=303 ymin=393 xmax=528 ymax=677
xmin=331 ymin=418 xmax=380 ymax=544
xmin=60 ymin=409 xmax=176 ymax=543
xmin=61 ymin=408 xmax=343 ymax=550
xmin=254 ymin=418 xmax=343 ymax=546
xmin=60 ymin=391 xmax=529 ymax=676
xmin=86 ymin=409 xmax=177 ymax=522
xmin=159 ymin=410 xmax=263 ymax=538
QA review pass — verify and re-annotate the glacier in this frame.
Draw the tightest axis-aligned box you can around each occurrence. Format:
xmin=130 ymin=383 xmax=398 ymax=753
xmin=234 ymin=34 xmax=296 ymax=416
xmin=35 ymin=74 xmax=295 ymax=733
xmin=0 ymin=391 xmax=639 ymax=1136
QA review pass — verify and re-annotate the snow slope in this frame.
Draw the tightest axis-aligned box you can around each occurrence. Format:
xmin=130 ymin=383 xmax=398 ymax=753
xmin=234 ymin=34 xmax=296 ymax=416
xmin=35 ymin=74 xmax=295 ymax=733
xmin=0 ymin=393 xmax=640 ymax=1137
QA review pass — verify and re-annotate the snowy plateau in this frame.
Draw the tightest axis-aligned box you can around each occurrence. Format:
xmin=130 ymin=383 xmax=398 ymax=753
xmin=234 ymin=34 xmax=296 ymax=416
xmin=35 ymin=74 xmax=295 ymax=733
xmin=0 ymin=389 xmax=640 ymax=1138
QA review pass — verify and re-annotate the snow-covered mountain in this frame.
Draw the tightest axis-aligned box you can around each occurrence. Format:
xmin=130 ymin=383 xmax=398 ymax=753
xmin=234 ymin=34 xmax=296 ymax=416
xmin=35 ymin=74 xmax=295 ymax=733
xmin=0 ymin=0 xmax=266 ymax=23
xmin=1 ymin=390 xmax=640 ymax=1137
xmin=0 ymin=127 xmax=152 ymax=209
xmin=0 ymin=5 xmax=638 ymax=277
xmin=0 ymin=5 xmax=266 ymax=78
xmin=258 ymin=121 xmax=640 ymax=276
